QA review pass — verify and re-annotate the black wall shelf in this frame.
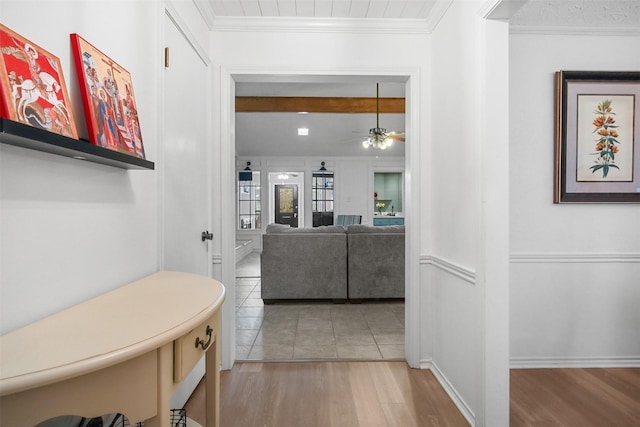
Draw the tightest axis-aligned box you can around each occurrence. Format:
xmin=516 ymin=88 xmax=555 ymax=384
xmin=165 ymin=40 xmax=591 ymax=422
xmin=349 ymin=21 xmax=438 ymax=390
xmin=0 ymin=118 xmax=154 ymax=170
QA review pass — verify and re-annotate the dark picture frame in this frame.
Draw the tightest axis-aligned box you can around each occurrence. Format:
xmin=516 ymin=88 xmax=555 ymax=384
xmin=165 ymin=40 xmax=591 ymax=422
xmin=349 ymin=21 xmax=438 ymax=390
xmin=554 ymin=70 xmax=640 ymax=203
xmin=70 ymin=33 xmax=145 ymax=159
xmin=0 ymin=23 xmax=78 ymax=139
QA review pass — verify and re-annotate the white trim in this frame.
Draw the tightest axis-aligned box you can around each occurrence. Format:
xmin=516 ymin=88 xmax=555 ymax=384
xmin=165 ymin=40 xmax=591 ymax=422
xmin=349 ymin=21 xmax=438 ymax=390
xmin=510 ymin=252 xmax=640 ymax=263
xmin=404 ymin=72 xmax=422 ymax=369
xmin=419 ymin=358 xmax=433 ymax=370
xmin=219 ymin=66 xmax=422 ymax=370
xmin=212 ymin=253 xmax=222 ymax=264
xmin=157 ymin=1 xmax=167 ymax=271
xmin=425 ymin=0 xmax=455 ymax=33
xmin=220 ymin=66 xmax=237 ymax=371
xmin=165 ymin=1 xmax=211 ymax=65
xmin=211 ymin=16 xmax=431 ymax=34
xmin=511 ymin=356 xmax=640 ymax=369
xmin=510 ymin=25 xmax=640 ymax=37
xmin=421 ymin=255 xmax=476 ymax=284
xmin=479 ymin=0 xmax=527 ymax=21
xmin=192 ymin=0 xmax=216 ymax=30
xmin=431 ymin=362 xmax=476 ymax=427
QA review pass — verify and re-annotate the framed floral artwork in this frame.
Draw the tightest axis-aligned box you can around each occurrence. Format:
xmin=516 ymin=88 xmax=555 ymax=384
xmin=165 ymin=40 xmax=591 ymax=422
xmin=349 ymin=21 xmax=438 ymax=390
xmin=554 ymin=71 xmax=640 ymax=203
xmin=0 ymin=23 xmax=78 ymax=138
xmin=70 ymin=33 xmax=145 ymax=159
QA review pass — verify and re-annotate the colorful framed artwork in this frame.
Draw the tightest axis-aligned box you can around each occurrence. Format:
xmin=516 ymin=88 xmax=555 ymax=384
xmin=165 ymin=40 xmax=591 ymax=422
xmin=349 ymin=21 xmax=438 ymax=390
xmin=0 ymin=23 xmax=78 ymax=138
xmin=554 ymin=71 xmax=640 ymax=203
xmin=70 ymin=33 xmax=145 ymax=159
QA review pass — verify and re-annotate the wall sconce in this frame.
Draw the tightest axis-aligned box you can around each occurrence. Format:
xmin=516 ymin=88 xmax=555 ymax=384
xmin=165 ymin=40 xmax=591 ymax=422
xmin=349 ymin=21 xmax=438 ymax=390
xmin=239 ymin=161 xmax=252 ymax=181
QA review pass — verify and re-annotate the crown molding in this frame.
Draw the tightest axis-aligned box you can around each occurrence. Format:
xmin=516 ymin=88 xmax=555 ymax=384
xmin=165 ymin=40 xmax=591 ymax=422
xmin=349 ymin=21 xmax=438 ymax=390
xmin=510 ymin=24 xmax=640 ymax=36
xmin=211 ymin=16 xmax=432 ymax=34
xmin=425 ymin=0 xmax=455 ymax=32
xmin=192 ymin=0 xmax=216 ymax=30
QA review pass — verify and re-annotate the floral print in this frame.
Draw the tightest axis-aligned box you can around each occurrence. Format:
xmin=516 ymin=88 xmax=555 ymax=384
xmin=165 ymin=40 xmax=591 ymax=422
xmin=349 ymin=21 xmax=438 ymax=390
xmin=590 ymin=99 xmax=621 ymax=178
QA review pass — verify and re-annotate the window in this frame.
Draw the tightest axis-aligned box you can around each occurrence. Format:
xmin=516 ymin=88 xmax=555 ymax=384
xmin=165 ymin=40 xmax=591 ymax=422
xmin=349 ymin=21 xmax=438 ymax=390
xmin=238 ymin=170 xmax=261 ymax=229
xmin=312 ymin=170 xmax=334 ymax=227
xmin=374 ymin=172 xmax=402 ymax=215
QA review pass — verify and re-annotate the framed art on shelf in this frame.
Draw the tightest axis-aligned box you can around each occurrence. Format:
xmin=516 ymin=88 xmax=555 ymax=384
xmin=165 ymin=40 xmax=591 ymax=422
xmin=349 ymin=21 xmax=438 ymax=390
xmin=70 ymin=33 xmax=145 ymax=159
xmin=554 ymin=71 xmax=640 ymax=203
xmin=0 ymin=23 xmax=78 ymax=139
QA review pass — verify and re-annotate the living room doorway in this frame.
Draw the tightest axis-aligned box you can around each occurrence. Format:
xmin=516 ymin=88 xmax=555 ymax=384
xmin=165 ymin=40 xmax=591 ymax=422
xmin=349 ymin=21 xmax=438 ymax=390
xmin=226 ymin=72 xmax=419 ymax=368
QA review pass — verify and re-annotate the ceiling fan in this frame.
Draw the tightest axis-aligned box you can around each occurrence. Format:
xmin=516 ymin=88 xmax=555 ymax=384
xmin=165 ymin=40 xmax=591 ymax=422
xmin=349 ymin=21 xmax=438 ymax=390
xmin=362 ymin=83 xmax=405 ymax=150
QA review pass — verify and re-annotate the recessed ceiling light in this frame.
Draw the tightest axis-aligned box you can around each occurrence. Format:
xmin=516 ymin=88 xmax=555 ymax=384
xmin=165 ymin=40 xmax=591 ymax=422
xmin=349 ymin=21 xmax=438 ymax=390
xmin=298 ymin=128 xmax=309 ymax=136
xmin=298 ymin=111 xmax=308 ymax=115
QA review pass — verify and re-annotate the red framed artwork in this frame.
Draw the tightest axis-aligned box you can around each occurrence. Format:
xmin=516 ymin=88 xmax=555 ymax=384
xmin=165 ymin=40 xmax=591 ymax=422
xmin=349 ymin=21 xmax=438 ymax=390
xmin=70 ymin=34 xmax=145 ymax=159
xmin=0 ymin=23 xmax=78 ymax=138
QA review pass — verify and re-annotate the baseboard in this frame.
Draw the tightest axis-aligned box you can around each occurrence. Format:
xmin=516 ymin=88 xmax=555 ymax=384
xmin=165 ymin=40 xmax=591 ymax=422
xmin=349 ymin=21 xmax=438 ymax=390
xmin=235 ymin=240 xmax=254 ymax=262
xmin=419 ymin=358 xmax=433 ymax=370
xmin=510 ymin=356 xmax=640 ymax=369
xmin=427 ymin=360 xmax=475 ymax=427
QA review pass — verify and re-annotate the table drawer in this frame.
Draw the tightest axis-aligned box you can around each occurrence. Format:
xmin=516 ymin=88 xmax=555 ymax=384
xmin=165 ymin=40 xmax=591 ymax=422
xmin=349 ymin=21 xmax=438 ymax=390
xmin=174 ymin=313 xmax=217 ymax=383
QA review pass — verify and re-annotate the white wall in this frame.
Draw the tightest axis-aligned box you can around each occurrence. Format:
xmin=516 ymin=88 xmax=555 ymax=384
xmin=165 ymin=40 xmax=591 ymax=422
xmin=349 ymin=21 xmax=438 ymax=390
xmin=0 ymin=1 xmax=161 ymax=334
xmin=428 ymin=1 xmax=510 ymax=425
xmin=235 ymin=155 xmax=404 ymax=250
xmin=510 ymin=31 xmax=640 ymax=366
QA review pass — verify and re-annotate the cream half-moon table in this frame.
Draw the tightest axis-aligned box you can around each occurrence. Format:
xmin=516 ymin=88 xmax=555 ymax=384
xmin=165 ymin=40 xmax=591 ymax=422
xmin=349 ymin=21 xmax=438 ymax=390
xmin=0 ymin=271 xmax=225 ymax=427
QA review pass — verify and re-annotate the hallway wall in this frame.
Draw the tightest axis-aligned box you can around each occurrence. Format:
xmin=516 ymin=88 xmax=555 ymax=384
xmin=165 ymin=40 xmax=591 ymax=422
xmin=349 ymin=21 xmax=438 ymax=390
xmin=509 ymin=31 xmax=640 ymax=366
xmin=0 ymin=0 xmax=161 ymax=334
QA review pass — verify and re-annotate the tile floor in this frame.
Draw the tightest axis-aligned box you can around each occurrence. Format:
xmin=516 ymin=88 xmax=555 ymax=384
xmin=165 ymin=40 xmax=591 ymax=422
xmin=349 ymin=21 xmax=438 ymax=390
xmin=235 ymin=252 xmax=406 ymax=361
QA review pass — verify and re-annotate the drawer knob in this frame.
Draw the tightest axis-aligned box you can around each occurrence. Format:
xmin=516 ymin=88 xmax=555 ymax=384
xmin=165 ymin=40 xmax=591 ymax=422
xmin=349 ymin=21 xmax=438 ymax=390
xmin=195 ymin=325 xmax=213 ymax=350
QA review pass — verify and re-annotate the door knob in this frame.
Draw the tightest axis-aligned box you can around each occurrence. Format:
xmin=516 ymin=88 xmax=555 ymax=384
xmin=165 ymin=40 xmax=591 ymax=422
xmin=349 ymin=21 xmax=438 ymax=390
xmin=201 ymin=231 xmax=213 ymax=242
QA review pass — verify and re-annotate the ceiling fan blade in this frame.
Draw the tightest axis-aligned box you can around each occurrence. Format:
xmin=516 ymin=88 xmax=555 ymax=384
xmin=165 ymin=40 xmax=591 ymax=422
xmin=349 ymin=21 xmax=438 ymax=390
xmin=386 ymin=131 xmax=405 ymax=142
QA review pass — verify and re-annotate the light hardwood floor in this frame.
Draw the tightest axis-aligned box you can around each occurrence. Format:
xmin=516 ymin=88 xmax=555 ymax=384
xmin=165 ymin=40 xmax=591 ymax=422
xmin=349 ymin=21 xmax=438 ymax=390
xmin=186 ymin=361 xmax=468 ymax=427
xmin=185 ymin=363 xmax=640 ymax=427
xmin=510 ymin=367 xmax=640 ymax=426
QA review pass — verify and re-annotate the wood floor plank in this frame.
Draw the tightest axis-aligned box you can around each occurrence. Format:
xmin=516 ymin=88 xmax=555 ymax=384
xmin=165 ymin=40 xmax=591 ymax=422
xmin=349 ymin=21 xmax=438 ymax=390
xmin=201 ymin=361 xmax=468 ymax=427
xmin=511 ymin=368 xmax=640 ymax=427
xmin=348 ymin=362 xmax=389 ymax=426
xmin=185 ymin=363 xmax=640 ymax=427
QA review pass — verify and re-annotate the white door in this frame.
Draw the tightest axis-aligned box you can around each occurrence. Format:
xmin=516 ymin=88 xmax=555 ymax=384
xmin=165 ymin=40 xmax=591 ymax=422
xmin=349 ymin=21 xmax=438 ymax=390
xmin=162 ymin=15 xmax=211 ymax=277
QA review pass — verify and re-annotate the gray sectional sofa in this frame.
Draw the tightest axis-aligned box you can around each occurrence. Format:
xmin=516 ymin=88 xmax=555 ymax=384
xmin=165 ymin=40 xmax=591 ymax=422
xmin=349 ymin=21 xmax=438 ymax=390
xmin=260 ymin=223 xmax=404 ymax=303
xmin=346 ymin=224 xmax=405 ymax=300
xmin=261 ymin=224 xmax=348 ymax=303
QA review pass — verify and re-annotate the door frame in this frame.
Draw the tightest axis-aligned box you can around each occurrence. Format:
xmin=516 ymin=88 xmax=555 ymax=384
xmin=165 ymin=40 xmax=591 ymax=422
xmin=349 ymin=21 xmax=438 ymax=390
xmin=218 ymin=67 xmax=422 ymax=370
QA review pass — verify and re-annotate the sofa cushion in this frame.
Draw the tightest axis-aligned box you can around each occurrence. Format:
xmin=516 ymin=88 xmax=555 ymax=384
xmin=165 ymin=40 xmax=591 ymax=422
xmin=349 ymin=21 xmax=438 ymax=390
xmin=281 ymin=225 xmax=346 ymax=234
xmin=261 ymin=228 xmax=348 ymax=300
xmin=347 ymin=224 xmax=405 ymax=300
xmin=266 ymin=223 xmax=291 ymax=233
xmin=266 ymin=224 xmax=346 ymax=234
xmin=347 ymin=224 xmax=405 ymax=234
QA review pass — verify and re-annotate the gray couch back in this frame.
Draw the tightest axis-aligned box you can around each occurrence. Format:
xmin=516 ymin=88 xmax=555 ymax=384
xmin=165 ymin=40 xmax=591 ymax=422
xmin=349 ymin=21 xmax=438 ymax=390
xmin=347 ymin=225 xmax=405 ymax=299
xmin=261 ymin=225 xmax=348 ymax=301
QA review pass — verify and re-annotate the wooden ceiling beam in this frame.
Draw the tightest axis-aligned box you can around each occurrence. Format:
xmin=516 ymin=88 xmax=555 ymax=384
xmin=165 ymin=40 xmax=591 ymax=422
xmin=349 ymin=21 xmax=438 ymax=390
xmin=235 ymin=96 xmax=405 ymax=113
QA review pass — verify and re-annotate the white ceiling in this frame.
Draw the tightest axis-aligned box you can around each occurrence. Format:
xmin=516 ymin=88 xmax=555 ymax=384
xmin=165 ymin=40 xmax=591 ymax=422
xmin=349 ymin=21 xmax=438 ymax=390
xmin=230 ymin=1 xmax=639 ymax=159
xmin=207 ymin=0 xmax=439 ymax=20
xmin=235 ymin=77 xmax=407 ymax=158
xmin=206 ymin=0 xmax=640 ymax=26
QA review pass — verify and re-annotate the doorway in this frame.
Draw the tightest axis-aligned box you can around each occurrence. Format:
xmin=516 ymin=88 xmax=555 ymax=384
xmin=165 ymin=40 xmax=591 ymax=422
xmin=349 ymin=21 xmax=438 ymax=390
xmin=274 ymin=184 xmax=298 ymax=227
xmin=224 ymin=72 xmax=420 ymax=370
xmin=268 ymin=171 xmax=304 ymax=227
